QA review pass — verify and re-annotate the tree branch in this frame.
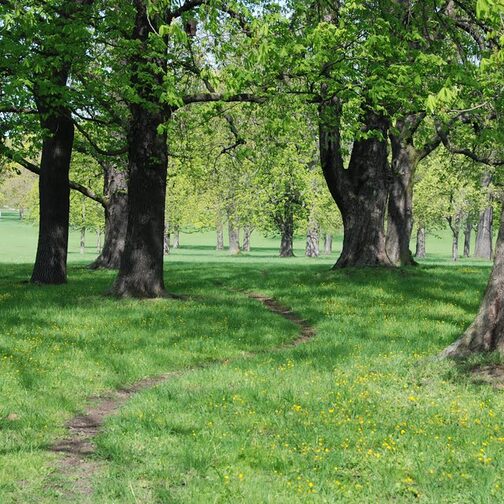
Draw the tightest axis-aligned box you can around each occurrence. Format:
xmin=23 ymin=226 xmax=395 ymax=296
xmin=0 ymin=144 xmax=107 ymax=207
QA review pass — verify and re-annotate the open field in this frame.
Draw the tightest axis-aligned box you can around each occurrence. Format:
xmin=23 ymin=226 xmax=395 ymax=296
xmin=1 ymin=216 xmax=503 ymax=503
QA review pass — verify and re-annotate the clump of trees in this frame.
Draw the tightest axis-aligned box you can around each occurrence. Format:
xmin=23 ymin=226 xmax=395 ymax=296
xmin=1 ymin=0 xmax=504 ymax=358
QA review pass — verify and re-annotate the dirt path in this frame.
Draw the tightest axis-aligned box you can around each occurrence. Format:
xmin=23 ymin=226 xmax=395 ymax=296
xmin=47 ymin=291 xmax=316 ymax=501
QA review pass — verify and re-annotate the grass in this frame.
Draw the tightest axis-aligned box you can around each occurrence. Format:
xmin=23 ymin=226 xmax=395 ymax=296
xmin=1 ymin=214 xmax=503 ymax=503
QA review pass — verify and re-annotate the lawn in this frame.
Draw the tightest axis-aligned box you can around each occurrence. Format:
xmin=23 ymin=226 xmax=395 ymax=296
xmin=1 ymin=215 xmax=502 ymax=503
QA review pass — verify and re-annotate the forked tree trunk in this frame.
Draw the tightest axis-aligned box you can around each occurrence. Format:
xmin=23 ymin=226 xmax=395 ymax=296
xmin=319 ymin=103 xmax=392 ymax=268
xmin=89 ymin=164 xmax=128 ymax=269
xmin=31 ymin=108 xmax=74 ymax=284
xmin=386 ymin=134 xmax=417 ymax=266
xmin=442 ymin=205 xmax=504 ymax=357
xmin=475 ymin=206 xmax=493 ymax=259
xmin=228 ymin=221 xmax=240 ymax=255
xmin=464 ymin=219 xmax=472 ymax=258
xmin=323 ymin=233 xmax=333 ymax=254
xmin=242 ymin=226 xmax=252 ymax=252
xmin=112 ymin=1 xmax=168 ymax=298
xmin=415 ymin=227 xmax=426 ymax=258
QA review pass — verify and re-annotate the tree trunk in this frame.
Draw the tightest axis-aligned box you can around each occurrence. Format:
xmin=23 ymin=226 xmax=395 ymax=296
xmin=448 ymin=212 xmax=462 ymax=262
xmin=112 ymin=2 xmax=168 ymax=298
xmin=319 ymin=104 xmax=392 ymax=268
xmin=89 ymin=164 xmax=128 ymax=269
xmin=474 ymin=206 xmax=493 ymax=259
xmin=29 ymin=0 xmax=94 ymax=283
xmin=280 ymin=214 xmax=295 ymax=257
xmin=323 ymin=233 xmax=333 ymax=254
xmin=242 ymin=226 xmax=252 ymax=252
xmin=216 ymin=219 xmax=224 ymax=251
xmin=464 ymin=219 xmax=472 ymax=258
xmin=172 ymin=226 xmax=180 ymax=249
xmin=228 ymin=221 xmax=240 ymax=255
xmin=452 ymin=232 xmax=459 ymax=262
xmin=96 ymin=229 xmax=102 ymax=253
xmin=164 ymin=225 xmax=170 ymax=255
xmin=80 ymin=228 xmax=85 ymax=254
xmin=442 ymin=205 xmax=504 ymax=357
xmin=305 ymin=225 xmax=320 ymax=257
xmin=385 ymin=134 xmax=417 ymax=266
xmin=30 ymin=109 xmax=74 ymax=284
xmin=415 ymin=227 xmax=426 ymax=258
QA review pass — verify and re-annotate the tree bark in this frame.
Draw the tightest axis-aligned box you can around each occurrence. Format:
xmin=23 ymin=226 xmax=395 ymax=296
xmin=305 ymin=223 xmax=320 ymax=257
xmin=474 ymin=173 xmax=493 ymax=259
xmin=323 ymin=233 xmax=333 ymax=254
xmin=89 ymin=164 xmax=128 ymax=269
xmin=96 ymin=229 xmax=102 ymax=253
xmin=464 ymin=219 xmax=472 ymax=258
xmin=280 ymin=214 xmax=295 ymax=257
xmin=415 ymin=227 xmax=426 ymax=258
xmin=172 ymin=226 xmax=180 ymax=249
xmin=319 ymin=103 xmax=392 ymax=267
xmin=448 ymin=212 xmax=462 ymax=262
xmin=30 ymin=107 xmax=74 ymax=284
xmin=243 ymin=226 xmax=252 ymax=252
xmin=112 ymin=1 xmax=169 ymax=298
xmin=80 ymin=227 xmax=85 ymax=254
xmin=475 ymin=207 xmax=493 ymax=259
xmin=216 ymin=219 xmax=224 ymax=251
xmin=385 ymin=133 xmax=417 ymax=266
xmin=164 ymin=225 xmax=170 ymax=255
xmin=442 ymin=205 xmax=504 ymax=357
xmin=30 ymin=0 xmax=95 ymax=284
xmin=228 ymin=221 xmax=240 ymax=255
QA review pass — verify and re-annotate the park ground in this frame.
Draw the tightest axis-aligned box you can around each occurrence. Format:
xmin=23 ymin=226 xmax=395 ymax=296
xmin=1 ymin=211 xmax=504 ymax=503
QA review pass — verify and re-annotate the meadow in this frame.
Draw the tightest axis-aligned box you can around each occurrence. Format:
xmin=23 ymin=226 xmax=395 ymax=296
xmin=1 ymin=211 xmax=503 ymax=503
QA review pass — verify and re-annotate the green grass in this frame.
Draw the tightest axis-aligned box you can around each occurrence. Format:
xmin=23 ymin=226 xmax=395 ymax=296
xmin=1 ymin=216 xmax=503 ymax=503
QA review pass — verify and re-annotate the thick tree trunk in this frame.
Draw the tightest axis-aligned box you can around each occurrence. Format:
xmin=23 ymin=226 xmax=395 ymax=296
xmin=112 ymin=2 xmax=168 ymax=298
xmin=30 ymin=0 xmax=94 ymax=284
xmin=415 ymin=227 xmax=426 ymax=258
xmin=89 ymin=164 xmax=128 ymax=269
xmin=385 ymin=135 xmax=417 ymax=266
xmin=319 ymin=104 xmax=392 ymax=268
xmin=31 ymin=110 xmax=74 ymax=284
xmin=442 ymin=205 xmax=504 ymax=357
xmin=464 ymin=219 xmax=472 ymax=258
xmin=242 ymin=226 xmax=252 ymax=252
xmin=228 ymin=221 xmax=240 ymax=255
xmin=474 ymin=206 xmax=493 ymax=259
xmin=323 ymin=233 xmax=333 ymax=255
